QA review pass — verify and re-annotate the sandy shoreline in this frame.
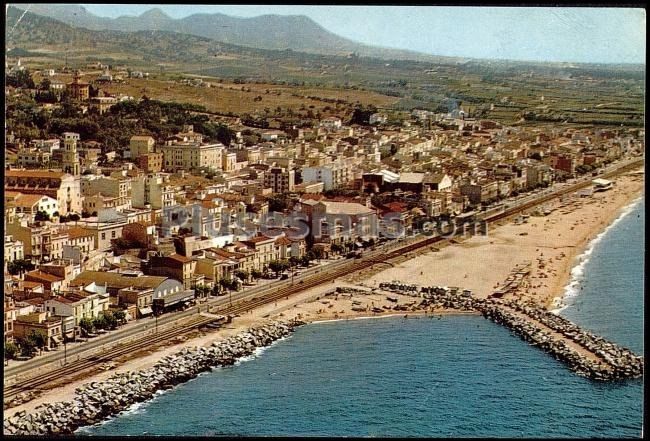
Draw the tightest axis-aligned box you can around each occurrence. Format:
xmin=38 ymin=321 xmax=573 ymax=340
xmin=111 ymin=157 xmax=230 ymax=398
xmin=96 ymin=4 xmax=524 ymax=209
xmin=4 ymin=169 xmax=644 ymax=420
xmin=357 ymin=171 xmax=644 ymax=310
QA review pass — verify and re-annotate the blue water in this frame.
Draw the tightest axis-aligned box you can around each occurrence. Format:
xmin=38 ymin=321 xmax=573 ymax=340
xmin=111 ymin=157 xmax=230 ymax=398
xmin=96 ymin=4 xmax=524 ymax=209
xmin=79 ymin=198 xmax=644 ymax=437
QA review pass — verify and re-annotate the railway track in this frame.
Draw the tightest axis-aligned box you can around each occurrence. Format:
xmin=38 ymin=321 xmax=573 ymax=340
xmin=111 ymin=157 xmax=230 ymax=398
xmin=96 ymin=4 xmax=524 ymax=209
xmin=3 ymin=315 xmax=220 ymax=402
xmin=4 ymin=158 xmax=642 ymax=403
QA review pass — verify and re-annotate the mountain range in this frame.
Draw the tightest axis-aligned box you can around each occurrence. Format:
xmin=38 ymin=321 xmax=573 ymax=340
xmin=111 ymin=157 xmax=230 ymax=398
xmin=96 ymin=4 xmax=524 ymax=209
xmin=8 ymin=3 xmax=454 ymax=62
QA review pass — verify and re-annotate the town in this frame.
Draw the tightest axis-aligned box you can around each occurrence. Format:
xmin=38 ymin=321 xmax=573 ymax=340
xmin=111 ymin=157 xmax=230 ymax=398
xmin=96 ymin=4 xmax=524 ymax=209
xmin=3 ymin=54 xmax=645 ymax=365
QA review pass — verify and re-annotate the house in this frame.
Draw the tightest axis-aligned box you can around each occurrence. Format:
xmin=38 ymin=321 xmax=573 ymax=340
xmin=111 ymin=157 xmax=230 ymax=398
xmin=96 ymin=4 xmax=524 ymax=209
xmin=144 ymin=253 xmax=198 ymax=289
xmin=129 ymin=135 xmax=156 ymax=158
xmin=306 ymin=201 xmax=378 ymax=245
xmin=4 ymin=235 xmax=25 ymax=267
xmin=9 ymin=280 xmax=45 ymax=302
xmin=239 ymin=234 xmax=280 ymax=270
xmin=302 ymin=158 xmax=357 ymax=191
xmin=369 ymin=113 xmax=388 ymax=125
xmin=160 ymin=140 xmax=225 ymax=172
xmin=136 ymin=152 xmax=164 ymax=173
xmin=13 ymin=312 xmax=63 ymax=349
xmin=194 ymin=250 xmax=238 ymax=286
xmin=70 ymin=271 xmax=190 ymax=306
xmin=121 ymin=221 xmax=158 ymax=249
xmin=68 ymin=71 xmax=89 ymax=101
xmin=89 ymin=96 xmax=117 ymax=115
xmin=43 ymin=290 xmax=108 ymax=326
xmin=24 ymin=270 xmax=65 ymax=294
xmin=37 ymin=258 xmax=79 ymax=290
xmin=131 ymin=173 xmax=176 ymax=209
xmin=319 ymin=117 xmax=342 ymax=130
xmin=426 ymin=173 xmax=453 ymax=192
xmin=459 ymin=180 xmax=499 ymax=205
xmin=377 ymin=201 xmax=413 ymax=236
xmin=64 ymin=226 xmax=97 ymax=256
xmin=4 ymin=295 xmax=16 ymax=342
xmin=73 ymin=212 xmax=127 ymax=251
xmin=117 ymin=287 xmax=155 ymax=318
xmin=17 ymin=147 xmax=53 ymax=169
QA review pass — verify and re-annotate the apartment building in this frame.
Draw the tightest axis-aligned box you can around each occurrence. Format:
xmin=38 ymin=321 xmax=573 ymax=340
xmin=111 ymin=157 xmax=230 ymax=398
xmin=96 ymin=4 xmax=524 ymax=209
xmin=131 ymin=173 xmax=176 ymax=209
xmin=130 ymin=135 xmax=156 ymax=158
xmin=302 ymin=158 xmax=357 ymax=191
xmin=160 ymin=141 xmax=224 ymax=172
xmin=263 ymin=167 xmax=295 ymax=193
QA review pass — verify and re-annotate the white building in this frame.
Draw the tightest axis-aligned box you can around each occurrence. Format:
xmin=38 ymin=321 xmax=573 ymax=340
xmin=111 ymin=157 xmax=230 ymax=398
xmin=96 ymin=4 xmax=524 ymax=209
xmin=302 ymin=159 xmax=357 ymax=191
xmin=369 ymin=113 xmax=388 ymax=125
xmin=8 ymin=193 xmax=59 ymax=218
xmin=160 ymin=141 xmax=225 ymax=172
xmin=319 ymin=117 xmax=342 ymax=130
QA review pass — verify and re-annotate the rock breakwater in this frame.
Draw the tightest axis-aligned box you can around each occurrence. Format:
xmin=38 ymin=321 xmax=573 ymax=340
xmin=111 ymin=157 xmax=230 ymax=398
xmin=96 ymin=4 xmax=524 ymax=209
xmin=3 ymin=320 xmax=304 ymax=436
xmin=376 ymin=281 xmax=644 ymax=381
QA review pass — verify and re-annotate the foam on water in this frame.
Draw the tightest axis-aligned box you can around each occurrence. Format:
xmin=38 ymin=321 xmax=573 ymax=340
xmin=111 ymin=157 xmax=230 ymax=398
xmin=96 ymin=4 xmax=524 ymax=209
xmin=551 ymin=195 xmax=643 ymax=314
xmin=233 ymin=334 xmax=291 ymax=366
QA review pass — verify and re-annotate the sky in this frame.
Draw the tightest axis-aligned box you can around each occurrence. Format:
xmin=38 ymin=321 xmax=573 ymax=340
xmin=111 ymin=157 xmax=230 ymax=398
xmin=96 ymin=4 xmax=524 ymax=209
xmin=78 ymin=5 xmax=645 ymax=64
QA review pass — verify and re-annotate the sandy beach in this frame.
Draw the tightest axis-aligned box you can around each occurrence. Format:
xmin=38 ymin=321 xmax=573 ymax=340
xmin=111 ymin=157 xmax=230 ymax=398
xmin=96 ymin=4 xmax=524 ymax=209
xmin=5 ymin=169 xmax=644 ymax=419
xmin=358 ymin=171 xmax=644 ymax=309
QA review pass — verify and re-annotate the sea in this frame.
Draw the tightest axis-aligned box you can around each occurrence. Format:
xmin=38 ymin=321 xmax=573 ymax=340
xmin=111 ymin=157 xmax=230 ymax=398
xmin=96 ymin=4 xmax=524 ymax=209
xmin=78 ymin=197 xmax=644 ymax=438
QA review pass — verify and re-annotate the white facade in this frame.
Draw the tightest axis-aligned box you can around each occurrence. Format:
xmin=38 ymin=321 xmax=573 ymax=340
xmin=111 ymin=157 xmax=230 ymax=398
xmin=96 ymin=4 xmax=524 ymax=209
xmin=160 ymin=142 xmax=224 ymax=172
xmin=302 ymin=160 xmax=356 ymax=191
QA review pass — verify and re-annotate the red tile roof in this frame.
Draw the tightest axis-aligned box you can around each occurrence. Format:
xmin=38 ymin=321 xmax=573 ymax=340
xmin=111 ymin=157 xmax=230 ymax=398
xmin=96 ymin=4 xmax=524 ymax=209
xmin=167 ymin=253 xmax=193 ymax=263
xmin=5 ymin=169 xmax=66 ymax=179
xmin=25 ymin=270 xmax=64 ymax=283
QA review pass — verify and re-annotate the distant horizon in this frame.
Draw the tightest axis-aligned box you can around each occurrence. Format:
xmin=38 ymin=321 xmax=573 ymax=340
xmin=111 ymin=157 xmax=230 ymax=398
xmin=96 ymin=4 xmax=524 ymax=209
xmin=9 ymin=4 xmax=647 ymax=64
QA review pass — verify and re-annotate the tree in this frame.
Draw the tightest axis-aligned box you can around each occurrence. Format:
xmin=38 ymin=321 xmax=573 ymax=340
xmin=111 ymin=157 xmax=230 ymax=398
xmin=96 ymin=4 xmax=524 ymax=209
xmin=219 ymin=278 xmax=233 ymax=291
xmin=27 ymin=330 xmax=47 ymax=351
xmin=268 ymin=259 xmax=289 ymax=277
xmin=19 ymin=338 xmax=36 ymax=357
xmin=93 ymin=314 xmax=108 ymax=331
xmin=7 ymin=259 xmax=35 ymax=276
xmin=5 ymin=341 xmax=19 ymax=360
xmin=113 ymin=310 xmax=126 ymax=325
xmin=267 ymin=193 xmax=291 ymax=213
xmin=308 ymin=248 xmax=324 ymax=261
xmin=194 ymin=285 xmax=211 ymax=299
xmin=330 ymin=243 xmax=344 ymax=254
xmin=251 ymin=269 xmax=263 ymax=280
xmin=288 ymin=256 xmax=301 ymax=268
xmin=7 ymin=69 xmax=35 ymax=89
xmin=349 ymin=104 xmax=378 ymax=125
xmin=79 ymin=317 xmax=95 ymax=335
xmin=102 ymin=311 xmax=118 ymax=330
xmin=300 ymin=255 xmax=311 ymax=267
xmin=39 ymin=78 xmax=52 ymax=91
xmin=234 ymin=269 xmax=249 ymax=282
xmin=34 ymin=210 xmax=50 ymax=222
xmin=35 ymin=90 xmax=58 ymax=104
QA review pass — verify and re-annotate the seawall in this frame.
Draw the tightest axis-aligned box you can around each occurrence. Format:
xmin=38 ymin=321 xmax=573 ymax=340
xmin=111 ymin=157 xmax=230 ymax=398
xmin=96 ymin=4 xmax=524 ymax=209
xmin=3 ymin=320 xmax=305 ymax=436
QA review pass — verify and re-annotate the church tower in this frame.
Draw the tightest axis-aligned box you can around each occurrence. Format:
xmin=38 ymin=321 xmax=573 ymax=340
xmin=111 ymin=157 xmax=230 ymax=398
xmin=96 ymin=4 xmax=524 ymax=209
xmin=62 ymin=132 xmax=81 ymax=176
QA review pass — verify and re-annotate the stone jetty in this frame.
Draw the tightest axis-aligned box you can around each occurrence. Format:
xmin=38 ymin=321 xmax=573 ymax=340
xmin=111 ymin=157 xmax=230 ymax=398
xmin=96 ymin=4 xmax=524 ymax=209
xmin=375 ymin=281 xmax=643 ymax=381
xmin=3 ymin=320 xmax=304 ymax=436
